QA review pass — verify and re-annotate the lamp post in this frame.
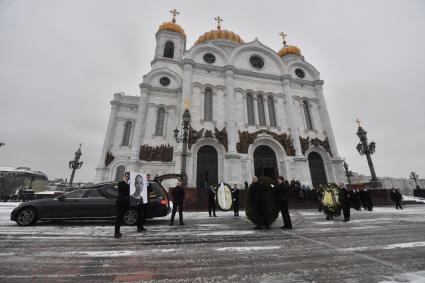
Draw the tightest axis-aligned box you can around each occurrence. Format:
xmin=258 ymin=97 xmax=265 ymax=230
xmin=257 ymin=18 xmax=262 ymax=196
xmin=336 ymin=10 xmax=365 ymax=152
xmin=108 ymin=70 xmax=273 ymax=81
xmin=69 ymin=144 xmax=83 ymax=186
xmin=343 ymin=161 xmax=353 ymax=188
xmin=355 ymin=119 xmax=380 ymax=187
xmin=174 ymin=109 xmax=191 ymax=186
xmin=410 ymin=171 xmax=420 ymax=189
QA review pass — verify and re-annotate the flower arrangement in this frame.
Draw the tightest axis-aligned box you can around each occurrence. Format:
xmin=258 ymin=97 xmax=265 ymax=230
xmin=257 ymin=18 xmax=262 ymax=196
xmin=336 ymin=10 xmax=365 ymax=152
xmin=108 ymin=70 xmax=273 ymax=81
xmin=321 ymin=183 xmax=341 ymax=217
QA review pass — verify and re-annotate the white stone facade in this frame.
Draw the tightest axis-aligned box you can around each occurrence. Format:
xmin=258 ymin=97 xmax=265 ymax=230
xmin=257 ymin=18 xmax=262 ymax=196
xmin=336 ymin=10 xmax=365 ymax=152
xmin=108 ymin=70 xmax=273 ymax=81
xmin=95 ymin=24 xmax=346 ymax=188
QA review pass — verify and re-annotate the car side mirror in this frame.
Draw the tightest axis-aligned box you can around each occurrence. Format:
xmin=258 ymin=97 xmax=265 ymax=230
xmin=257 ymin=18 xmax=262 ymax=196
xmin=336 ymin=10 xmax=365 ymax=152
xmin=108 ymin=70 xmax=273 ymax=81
xmin=57 ymin=195 xmax=65 ymax=201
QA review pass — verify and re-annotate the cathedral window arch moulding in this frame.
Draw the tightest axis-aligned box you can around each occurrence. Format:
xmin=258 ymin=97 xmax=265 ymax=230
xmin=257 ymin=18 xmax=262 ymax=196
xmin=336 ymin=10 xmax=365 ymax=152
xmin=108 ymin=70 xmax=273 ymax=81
xmin=204 ymin=87 xmax=213 ymax=121
xmin=115 ymin=165 xmax=125 ymax=181
xmin=246 ymin=93 xmax=255 ymax=125
xmin=267 ymin=96 xmax=276 ymax=127
xmin=163 ymin=41 xmax=174 ymax=58
xmin=121 ymin=120 xmax=132 ymax=146
xmin=303 ymin=100 xmax=313 ymax=131
xmin=155 ymin=107 xmax=166 ymax=136
xmin=257 ymin=94 xmax=266 ymax=126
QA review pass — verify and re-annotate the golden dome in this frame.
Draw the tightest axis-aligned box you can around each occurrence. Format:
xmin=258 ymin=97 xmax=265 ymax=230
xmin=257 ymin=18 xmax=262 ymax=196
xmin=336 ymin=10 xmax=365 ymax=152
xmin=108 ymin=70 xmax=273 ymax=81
xmin=194 ymin=29 xmax=244 ymax=45
xmin=158 ymin=22 xmax=186 ymax=38
xmin=278 ymin=45 xmax=301 ymax=57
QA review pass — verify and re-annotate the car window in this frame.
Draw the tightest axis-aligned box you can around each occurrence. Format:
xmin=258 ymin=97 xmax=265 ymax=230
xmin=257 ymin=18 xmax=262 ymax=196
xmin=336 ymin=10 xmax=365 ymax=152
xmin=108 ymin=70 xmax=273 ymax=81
xmin=64 ymin=190 xmax=87 ymax=199
xmin=85 ymin=189 xmax=104 ymax=198
xmin=100 ymin=185 xmax=118 ymax=198
xmin=148 ymin=182 xmax=165 ymax=199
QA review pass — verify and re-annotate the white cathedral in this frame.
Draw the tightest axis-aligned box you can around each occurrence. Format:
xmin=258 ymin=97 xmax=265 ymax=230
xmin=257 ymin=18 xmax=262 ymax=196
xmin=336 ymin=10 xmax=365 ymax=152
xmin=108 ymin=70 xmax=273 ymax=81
xmin=95 ymin=11 xmax=346 ymax=189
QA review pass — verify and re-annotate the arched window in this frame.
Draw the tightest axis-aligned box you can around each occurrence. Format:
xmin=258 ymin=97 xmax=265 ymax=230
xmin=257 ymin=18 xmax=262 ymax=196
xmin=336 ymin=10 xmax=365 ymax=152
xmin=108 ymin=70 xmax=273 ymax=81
xmin=303 ymin=100 xmax=313 ymax=130
xmin=204 ymin=87 xmax=213 ymax=121
xmin=246 ymin=93 xmax=255 ymax=125
xmin=257 ymin=95 xmax=266 ymax=126
xmin=115 ymin=165 xmax=125 ymax=181
xmin=155 ymin=107 xmax=165 ymax=136
xmin=163 ymin=41 xmax=174 ymax=58
xmin=267 ymin=96 xmax=276 ymax=127
xmin=121 ymin=121 xmax=132 ymax=146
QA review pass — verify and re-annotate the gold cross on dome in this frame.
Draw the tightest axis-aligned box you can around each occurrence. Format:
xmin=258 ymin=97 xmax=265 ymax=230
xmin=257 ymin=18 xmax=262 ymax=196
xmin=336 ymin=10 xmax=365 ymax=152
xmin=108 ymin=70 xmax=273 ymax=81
xmin=279 ymin=32 xmax=287 ymax=46
xmin=214 ymin=16 xmax=223 ymax=30
xmin=356 ymin=118 xmax=361 ymax=128
xmin=170 ymin=9 xmax=180 ymax=23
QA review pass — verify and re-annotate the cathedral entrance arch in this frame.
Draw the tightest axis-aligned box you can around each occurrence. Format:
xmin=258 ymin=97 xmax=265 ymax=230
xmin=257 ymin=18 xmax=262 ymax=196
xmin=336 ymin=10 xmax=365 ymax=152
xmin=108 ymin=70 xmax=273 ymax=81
xmin=253 ymin=145 xmax=278 ymax=179
xmin=196 ymin=145 xmax=218 ymax=189
xmin=308 ymin=152 xmax=327 ymax=188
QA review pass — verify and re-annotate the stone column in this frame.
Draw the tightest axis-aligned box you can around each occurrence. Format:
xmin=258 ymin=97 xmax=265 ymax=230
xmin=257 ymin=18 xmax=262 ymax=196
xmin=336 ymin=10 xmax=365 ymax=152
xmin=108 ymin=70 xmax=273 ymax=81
xmin=242 ymin=94 xmax=248 ymax=124
xmin=130 ymin=84 xmax=150 ymax=162
xmin=225 ymin=67 xmax=237 ymax=152
xmin=253 ymin=96 xmax=259 ymax=127
xmin=263 ymin=96 xmax=270 ymax=127
xmin=179 ymin=62 xmax=194 ymax=119
xmin=282 ymin=77 xmax=302 ymax=156
xmin=314 ymin=80 xmax=340 ymax=157
xmin=97 ymin=100 xmax=119 ymax=168
xmin=275 ymin=95 xmax=286 ymax=129
xmin=163 ymin=107 xmax=170 ymax=137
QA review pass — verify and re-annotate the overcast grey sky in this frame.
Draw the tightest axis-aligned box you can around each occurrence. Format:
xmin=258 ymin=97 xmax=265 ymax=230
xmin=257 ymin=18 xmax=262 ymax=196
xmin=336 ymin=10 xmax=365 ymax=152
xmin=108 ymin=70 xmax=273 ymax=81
xmin=0 ymin=0 xmax=424 ymax=183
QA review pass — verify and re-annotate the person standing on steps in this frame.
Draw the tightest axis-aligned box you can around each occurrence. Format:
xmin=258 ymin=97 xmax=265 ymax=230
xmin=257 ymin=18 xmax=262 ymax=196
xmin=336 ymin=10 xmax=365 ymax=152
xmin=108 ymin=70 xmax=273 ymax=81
xmin=169 ymin=181 xmax=185 ymax=226
xmin=340 ymin=186 xmax=351 ymax=222
xmin=114 ymin=172 xmax=130 ymax=238
xmin=276 ymin=176 xmax=292 ymax=229
xmin=208 ymin=185 xmax=217 ymax=217
xmin=231 ymin=184 xmax=240 ymax=216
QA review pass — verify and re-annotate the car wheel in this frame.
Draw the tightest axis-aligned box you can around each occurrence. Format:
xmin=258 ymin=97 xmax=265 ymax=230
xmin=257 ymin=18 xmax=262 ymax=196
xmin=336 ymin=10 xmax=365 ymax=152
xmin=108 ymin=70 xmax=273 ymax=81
xmin=123 ymin=208 xmax=137 ymax=225
xmin=16 ymin=207 xmax=38 ymax=226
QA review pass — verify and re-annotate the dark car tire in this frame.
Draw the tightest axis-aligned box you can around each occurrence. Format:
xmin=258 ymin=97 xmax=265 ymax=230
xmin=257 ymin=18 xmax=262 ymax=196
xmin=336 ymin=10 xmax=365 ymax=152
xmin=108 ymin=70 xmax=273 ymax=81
xmin=16 ymin=207 xmax=38 ymax=226
xmin=123 ymin=208 xmax=137 ymax=225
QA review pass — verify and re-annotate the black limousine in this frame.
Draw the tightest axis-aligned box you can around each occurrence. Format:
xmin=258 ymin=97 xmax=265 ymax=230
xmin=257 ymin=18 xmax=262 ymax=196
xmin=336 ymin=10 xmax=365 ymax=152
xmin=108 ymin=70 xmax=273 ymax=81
xmin=11 ymin=174 xmax=180 ymax=226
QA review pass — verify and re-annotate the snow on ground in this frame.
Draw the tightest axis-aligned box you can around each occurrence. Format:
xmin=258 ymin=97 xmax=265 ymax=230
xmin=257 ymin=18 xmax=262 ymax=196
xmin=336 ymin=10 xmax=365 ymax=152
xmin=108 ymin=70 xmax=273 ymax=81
xmin=403 ymin=195 xmax=425 ymax=204
xmin=216 ymin=246 xmax=280 ymax=252
xmin=378 ymin=270 xmax=425 ymax=283
xmin=340 ymin=241 xmax=425 ymax=252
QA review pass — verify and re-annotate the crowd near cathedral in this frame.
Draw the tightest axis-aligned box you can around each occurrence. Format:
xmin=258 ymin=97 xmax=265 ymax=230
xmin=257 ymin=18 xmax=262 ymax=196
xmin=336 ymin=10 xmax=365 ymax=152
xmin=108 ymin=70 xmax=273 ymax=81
xmin=95 ymin=10 xmax=346 ymax=189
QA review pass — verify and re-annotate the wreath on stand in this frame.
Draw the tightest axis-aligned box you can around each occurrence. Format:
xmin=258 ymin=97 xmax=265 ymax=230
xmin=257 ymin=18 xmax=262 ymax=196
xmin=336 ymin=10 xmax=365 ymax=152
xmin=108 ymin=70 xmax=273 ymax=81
xmin=321 ymin=183 xmax=341 ymax=218
xmin=245 ymin=176 xmax=280 ymax=226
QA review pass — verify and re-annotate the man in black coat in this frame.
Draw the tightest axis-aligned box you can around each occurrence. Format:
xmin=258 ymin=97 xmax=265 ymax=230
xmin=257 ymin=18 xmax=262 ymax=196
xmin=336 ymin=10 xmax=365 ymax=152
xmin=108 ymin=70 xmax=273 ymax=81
xmin=169 ymin=181 xmax=185 ymax=225
xmin=340 ymin=186 xmax=351 ymax=222
xmin=231 ymin=184 xmax=240 ymax=216
xmin=115 ymin=172 xmax=130 ymax=238
xmin=390 ymin=188 xmax=403 ymax=210
xmin=250 ymin=176 xmax=269 ymax=230
xmin=208 ymin=185 xmax=217 ymax=217
xmin=276 ymin=176 xmax=292 ymax=229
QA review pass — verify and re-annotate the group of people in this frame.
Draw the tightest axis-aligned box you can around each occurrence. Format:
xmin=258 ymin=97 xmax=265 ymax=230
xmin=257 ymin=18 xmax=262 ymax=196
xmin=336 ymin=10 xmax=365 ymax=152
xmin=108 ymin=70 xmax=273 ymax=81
xmin=114 ymin=171 xmax=408 ymax=238
xmin=207 ymin=184 xmax=240 ymax=217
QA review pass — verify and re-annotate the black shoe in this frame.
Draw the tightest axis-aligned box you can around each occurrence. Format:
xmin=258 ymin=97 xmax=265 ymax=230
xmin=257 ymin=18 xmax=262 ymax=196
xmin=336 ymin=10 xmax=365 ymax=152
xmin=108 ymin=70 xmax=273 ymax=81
xmin=254 ymin=226 xmax=262 ymax=230
xmin=209 ymin=215 xmax=212 ymax=217
xmin=179 ymin=222 xmax=185 ymax=226
xmin=281 ymin=226 xmax=292 ymax=229
xmin=137 ymin=227 xmax=146 ymax=232
xmin=213 ymin=215 xmax=217 ymax=217
xmin=168 ymin=223 xmax=173 ymax=226
xmin=114 ymin=233 xmax=122 ymax=238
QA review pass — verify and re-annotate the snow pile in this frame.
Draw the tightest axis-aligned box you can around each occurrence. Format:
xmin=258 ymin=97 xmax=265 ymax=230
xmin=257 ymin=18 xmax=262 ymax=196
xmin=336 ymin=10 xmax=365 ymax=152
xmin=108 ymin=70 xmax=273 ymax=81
xmin=402 ymin=195 xmax=425 ymax=204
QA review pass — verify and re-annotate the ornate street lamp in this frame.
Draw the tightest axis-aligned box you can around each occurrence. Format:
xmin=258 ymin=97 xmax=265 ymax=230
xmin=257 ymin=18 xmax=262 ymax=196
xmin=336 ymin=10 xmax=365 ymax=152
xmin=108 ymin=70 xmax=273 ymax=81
xmin=343 ymin=161 xmax=353 ymax=188
xmin=355 ymin=119 xmax=380 ymax=187
xmin=174 ymin=109 xmax=191 ymax=186
xmin=69 ymin=144 xmax=83 ymax=186
xmin=410 ymin=171 xmax=420 ymax=189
